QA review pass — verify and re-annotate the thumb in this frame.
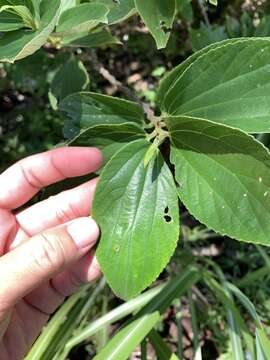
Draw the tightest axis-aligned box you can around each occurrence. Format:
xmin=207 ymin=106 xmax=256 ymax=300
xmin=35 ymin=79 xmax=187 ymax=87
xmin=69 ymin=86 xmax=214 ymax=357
xmin=0 ymin=217 xmax=99 ymax=310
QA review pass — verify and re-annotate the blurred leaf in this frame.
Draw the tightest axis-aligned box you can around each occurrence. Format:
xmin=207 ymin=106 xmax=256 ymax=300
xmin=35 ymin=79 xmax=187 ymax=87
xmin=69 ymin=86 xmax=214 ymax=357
xmin=93 ymin=0 xmax=136 ymax=24
xmin=62 ymin=28 xmax=120 ymax=48
xmin=255 ymin=15 xmax=270 ymax=37
xmin=190 ymin=23 xmax=227 ymax=51
xmin=0 ymin=0 xmax=61 ymax=62
xmin=134 ymin=0 xmax=176 ymax=49
xmin=176 ymin=0 xmax=193 ymax=22
xmin=55 ymin=3 xmax=109 ymax=36
xmin=49 ymin=56 xmax=89 ymax=109
xmin=149 ymin=329 xmax=179 ymax=359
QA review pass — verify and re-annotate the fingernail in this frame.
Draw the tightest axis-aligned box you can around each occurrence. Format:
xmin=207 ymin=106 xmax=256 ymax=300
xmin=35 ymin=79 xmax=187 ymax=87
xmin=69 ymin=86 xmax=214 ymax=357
xmin=67 ymin=217 xmax=100 ymax=250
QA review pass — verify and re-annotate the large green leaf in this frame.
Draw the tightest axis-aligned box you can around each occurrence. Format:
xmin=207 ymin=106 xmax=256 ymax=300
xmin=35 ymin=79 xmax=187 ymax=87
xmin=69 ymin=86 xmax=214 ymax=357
xmin=161 ymin=38 xmax=270 ymax=133
xmin=93 ymin=0 xmax=136 ymax=24
xmin=60 ymin=92 xmax=145 ymax=138
xmin=69 ymin=122 xmax=145 ymax=165
xmin=93 ymin=139 xmax=180 ymax=299
xmin=157 ymin=38 xmax=252 ymax=109
xmin=0 ymin=0 xmax=61 ymax=62
xmin=134 ymin=0 xmax=176 ymax=49
xmin=167 ymin=116 xmax=270 ymax=245
xmin=55 ymin=3 xmax=108 ymax=36
xmin=49 ymin=56 xmax=89 ymax=110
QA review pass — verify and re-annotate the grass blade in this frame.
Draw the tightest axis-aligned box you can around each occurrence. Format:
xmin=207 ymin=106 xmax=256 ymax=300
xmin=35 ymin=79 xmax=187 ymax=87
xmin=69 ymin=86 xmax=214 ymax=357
xmin=148 ymin=329 xmax=180 ymax=360
xmin=65 ymin=283 xmax=165 ymax=350
xmin=94 ymin=311 xmax=161 ymax=360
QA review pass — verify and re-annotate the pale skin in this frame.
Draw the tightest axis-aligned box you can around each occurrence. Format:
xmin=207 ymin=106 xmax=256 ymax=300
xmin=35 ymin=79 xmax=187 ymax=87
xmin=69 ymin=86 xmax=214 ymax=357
xmin=0 ymin=147 xmax=103 ymax=360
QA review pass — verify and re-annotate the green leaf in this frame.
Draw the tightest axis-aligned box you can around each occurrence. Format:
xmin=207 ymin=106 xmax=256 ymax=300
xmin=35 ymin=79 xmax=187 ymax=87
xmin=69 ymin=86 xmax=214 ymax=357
xmin=167 ymin=115 xmax=270 ymax=246
xmin=134 ymin=0 xmax=176 ymax=49
xmin=161 ymin=38 xmax=270 ymax=133
xmin=55 ymin=3 xmax=109 ymax=36
xmin=61 ymin=28 xmax=120 ymax=48
xmin=0 ymin=10 xmax=24 ymax=31
xmin=176 ymin=0 xmax=193 ymax=22
xmin=157 ymin=38 xmax=251 ymax=109
xmin=94 ymin=312 xmax=161 ymax=360
xmin=93 ymin=0 xmax=136 ymax=24
xmin=59 ymin=0 xmax=77 ymax=14
xmin=93 ymin=139 xmax=180 ymax=299
xmin=0 ymin=0 xmax=61 ymax=63
xmin=49 ymin=56 xmax=89 ymax=110
xmin=60 ymin=92 xmax=145 ymax=138
xmin=68 ymin=122 xmax=145 ymax=165
xmin=0 ymin=4 xmax=36 ymax=29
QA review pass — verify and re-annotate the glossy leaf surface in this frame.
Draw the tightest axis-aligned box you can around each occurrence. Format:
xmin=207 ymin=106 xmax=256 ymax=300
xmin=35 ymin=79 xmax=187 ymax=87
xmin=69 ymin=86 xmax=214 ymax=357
xmin=93 ymin=139 xmax=179 ymax=299
xmin=167 ymin=116 xmax=270 ymax=245
xmin=162 ymin=38 xmax=270 ymax=133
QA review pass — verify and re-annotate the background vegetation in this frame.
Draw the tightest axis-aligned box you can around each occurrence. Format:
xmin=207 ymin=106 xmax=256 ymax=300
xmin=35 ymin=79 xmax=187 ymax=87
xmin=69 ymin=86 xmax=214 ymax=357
xmin=2 ymin=0 xmax=270 ymax=359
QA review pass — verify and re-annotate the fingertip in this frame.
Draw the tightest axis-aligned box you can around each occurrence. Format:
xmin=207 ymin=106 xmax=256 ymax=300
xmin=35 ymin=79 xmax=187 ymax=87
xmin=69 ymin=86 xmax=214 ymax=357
xmin=67 ymin=217 xmax=100 ymax=250
xmin=52 ymin=147 xmax=103 ymax=177
xmin=87 ymin=255 xmax=101 ymax=282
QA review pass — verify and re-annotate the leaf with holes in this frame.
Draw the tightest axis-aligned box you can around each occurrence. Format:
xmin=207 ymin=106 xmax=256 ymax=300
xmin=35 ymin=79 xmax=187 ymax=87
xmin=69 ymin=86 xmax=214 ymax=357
xmin=92 ymin=139 xmax=180 ymax=300
xmin=167 ymin=115 xmax=270 ymax=245
xmin=134 ymin=0 xmax=176 ymax=49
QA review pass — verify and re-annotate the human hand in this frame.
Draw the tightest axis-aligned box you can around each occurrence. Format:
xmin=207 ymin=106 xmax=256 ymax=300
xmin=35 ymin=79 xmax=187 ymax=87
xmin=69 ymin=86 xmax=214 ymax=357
xmin=0 ymin=147 xmax=103 ymax=360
